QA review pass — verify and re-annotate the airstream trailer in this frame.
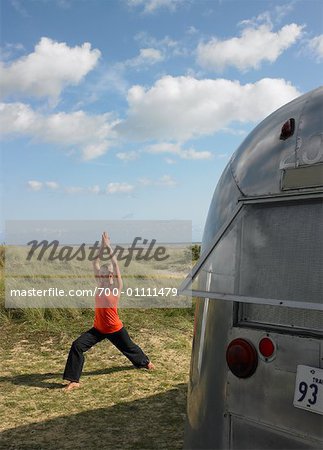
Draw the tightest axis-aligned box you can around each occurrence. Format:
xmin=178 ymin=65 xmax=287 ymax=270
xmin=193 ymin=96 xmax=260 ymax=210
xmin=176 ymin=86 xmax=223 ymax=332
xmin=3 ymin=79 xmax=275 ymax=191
xmin=180 ymin=87 xmax=323 ymax=449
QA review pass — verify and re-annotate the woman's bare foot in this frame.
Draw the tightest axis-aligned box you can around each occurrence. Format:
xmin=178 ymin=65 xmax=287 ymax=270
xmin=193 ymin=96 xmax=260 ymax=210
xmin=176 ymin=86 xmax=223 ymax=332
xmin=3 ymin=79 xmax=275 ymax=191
xmin=63 ymin=381 xmax=80 ymax=391
xmin=146 ymin=361 xmax=155 ymax=370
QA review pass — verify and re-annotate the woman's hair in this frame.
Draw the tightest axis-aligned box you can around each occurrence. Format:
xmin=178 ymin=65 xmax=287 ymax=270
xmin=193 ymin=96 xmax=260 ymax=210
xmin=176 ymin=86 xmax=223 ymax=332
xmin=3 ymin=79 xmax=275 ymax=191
xmin=99 ymin=263 xmax=114 ymax=276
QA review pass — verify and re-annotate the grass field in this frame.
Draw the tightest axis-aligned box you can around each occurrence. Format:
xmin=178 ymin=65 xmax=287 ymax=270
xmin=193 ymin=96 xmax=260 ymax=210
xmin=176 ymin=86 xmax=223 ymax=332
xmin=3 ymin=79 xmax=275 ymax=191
xmin=0 ymin=246 xmax=195 ymax=449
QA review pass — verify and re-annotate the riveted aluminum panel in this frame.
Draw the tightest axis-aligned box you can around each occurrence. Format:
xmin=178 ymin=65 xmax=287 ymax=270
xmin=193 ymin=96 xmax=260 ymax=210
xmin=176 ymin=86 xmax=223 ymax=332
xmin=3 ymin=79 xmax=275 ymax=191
xmin=230 ymin=88 xmax=323 ymax=196
xmin=202 ymin=164 xmax=241 ymax=251
xmin=184 ymin=87 xmax=323 ymax=450
xmin=184 ymin=299 xmax=233 ymax=449
xmin=230 ymin=415 xmax=322 ymax=450
xmin=226 ymin=328 xmax=322 ymax=442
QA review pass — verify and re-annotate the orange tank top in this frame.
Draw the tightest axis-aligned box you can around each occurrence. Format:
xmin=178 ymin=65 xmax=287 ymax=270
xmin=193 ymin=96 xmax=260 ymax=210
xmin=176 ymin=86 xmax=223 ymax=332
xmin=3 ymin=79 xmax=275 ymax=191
xmin=93 ymin=292 xmax=123 ymax=334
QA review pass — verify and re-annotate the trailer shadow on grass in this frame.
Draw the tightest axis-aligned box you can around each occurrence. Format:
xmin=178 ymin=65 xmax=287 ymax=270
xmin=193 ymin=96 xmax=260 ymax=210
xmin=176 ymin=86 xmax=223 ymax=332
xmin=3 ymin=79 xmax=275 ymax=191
xmin=0 ymin=366 xmax=135 ymax=389
xmin=0 ymin=384 xmax=187 ymax=449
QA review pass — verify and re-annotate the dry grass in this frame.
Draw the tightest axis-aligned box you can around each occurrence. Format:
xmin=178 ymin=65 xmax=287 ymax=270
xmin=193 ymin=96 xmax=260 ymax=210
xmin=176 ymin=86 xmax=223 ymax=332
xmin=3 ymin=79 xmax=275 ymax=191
xmin=0 ymin=243 xmax=195 ymax=449
xmin=0 ymin=244 xmax=194 ymax=449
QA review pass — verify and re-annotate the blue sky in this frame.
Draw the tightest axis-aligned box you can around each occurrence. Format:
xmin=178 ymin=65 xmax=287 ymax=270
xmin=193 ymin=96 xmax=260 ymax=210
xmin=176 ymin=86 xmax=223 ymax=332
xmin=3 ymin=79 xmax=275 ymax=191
xmin=1 ymin=0 xmax=322 ymax=242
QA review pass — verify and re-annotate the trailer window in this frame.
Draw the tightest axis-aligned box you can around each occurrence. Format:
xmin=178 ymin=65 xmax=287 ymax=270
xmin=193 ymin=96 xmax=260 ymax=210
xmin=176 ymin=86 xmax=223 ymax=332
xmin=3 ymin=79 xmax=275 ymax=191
xmin=180 ymin=197 xmax=323 ymax=310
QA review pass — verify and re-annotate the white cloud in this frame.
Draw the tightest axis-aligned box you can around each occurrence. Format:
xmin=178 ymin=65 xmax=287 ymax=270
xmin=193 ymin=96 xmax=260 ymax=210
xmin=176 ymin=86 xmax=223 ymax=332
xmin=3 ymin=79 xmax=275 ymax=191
xmin=217 ymin=153 xmax=229 ymax=159
xmin=240 ymin=1 xmax=297 ymax=28
xmin=145 ymin=142 xmax=212 ymax=160
xmin=65 ymin=186 xmax=84 ymax=194
xmin=137 ymin=47 xmax=164 ymax=63
xmin=82 ymin=142 xmax=111 ymax=160
xmin=117 ymin=76 xmax=301 ymax=141
xmin=197 ymin=23 xmax=303 ymax=72
xmin=66 ymin=184 xmax=106 ymax=195
xmin=116 ymin=150 xmax=139 ymax=161
xmin=0 ymin=37 xmax=101 ymax=100
xmin=27 ymin=180 xmax=59 ymax=191
xmin=138 ymin=174 xmax=176 ymax=187
xmin=138 ymin=177 xmax=152 ymax=186
xmin=55 ymin=0 xmax=73 ymax=9
xmin=0 ymin=102 xmax=119 ymax=160
xmin=307 ymin=34 xmax=323 ymax=61
xmin=273 ymin=1 xmax=297 ymax=23
xmin=116 ymin=142 xmax=212 ymax=162
xmin=89 ymin=185 xmax=101 ymax=194
xmin=106 ymin=182 xmax=135 ymax=194
xmin=45 ymin=181 xmax=59 ymax=190
xmin=0 ymin=42 xmax=25 ymax=61
xmin=157 ymin=174 xmax=176 ymax=186
xmin=27 ymin=178 xmax=174 ymax=194
xmin=134 ymin=32 xmax=178 ymax=50
xmin=88 ymin=47 xmax=163 ymax=104
xmin=127 ymin=0 xmax=184 ymax=14
xmin=125 ymin=48 xmax=164 ymax=67
xmin=85 ymin=64 xmax=129 ymax=101
xmin=10 ymin=0 xmax=29 ymax=17
xmin=27 ymin=180 xmax=43 ymax=191
xmin=134 ymin=31 xmax=188 ymax=58
xmin=186 ymin=25 xmax=198 ymax=35
xmin=221 ymin=127 xmax=247 ymax=137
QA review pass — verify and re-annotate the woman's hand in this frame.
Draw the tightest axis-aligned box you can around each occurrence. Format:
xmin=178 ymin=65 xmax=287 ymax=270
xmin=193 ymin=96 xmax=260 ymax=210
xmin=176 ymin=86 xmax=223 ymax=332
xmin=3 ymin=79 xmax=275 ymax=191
xmin=101 ymin=231 xmax=111 ymax=248
xmin=102 ymin=231 xmax=122 ymax=290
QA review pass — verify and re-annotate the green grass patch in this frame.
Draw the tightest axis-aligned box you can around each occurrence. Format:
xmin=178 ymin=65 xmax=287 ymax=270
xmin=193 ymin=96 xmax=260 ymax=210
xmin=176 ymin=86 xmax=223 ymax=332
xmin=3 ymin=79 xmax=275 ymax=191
xmin=0 ymin=247 xmax=195 ymax=449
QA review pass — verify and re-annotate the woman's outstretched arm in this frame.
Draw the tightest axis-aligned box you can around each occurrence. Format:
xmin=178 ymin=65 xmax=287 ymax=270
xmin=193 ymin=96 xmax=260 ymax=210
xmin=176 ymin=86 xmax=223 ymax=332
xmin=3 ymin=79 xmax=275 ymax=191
xmin=102 ymin=231 xmax=123 ymax=293
xmin=92 ymin=234 xmax=105 ymax=279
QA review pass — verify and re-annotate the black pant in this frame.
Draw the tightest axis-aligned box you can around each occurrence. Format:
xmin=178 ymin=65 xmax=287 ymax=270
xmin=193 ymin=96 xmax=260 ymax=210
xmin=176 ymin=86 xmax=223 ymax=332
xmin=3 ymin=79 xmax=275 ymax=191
xmin=63 ymin=326 xmax=150 ymax=382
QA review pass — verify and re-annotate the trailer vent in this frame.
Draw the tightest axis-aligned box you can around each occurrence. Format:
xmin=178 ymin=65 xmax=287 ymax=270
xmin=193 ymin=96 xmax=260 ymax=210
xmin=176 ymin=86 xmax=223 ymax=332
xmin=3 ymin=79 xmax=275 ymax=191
xmin=179 ymin=197 xmax=323 ymax=311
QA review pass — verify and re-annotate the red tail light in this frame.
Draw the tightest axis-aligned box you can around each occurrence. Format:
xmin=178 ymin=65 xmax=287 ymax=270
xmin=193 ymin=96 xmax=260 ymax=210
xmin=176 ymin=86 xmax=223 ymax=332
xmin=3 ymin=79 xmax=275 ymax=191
xmin=280 ymin=118 xmax=295 ymax=140
xmin=258 ymin=337 xmax=275 ymax=360
xmin=226 ymin=338 xmax=258 ymax=378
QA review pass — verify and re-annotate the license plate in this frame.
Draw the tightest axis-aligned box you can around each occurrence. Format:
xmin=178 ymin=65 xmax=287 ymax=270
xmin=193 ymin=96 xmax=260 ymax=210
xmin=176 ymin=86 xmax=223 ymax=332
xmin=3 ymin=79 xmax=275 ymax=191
xmin=293 ymin=365 xmax=323 ymax=415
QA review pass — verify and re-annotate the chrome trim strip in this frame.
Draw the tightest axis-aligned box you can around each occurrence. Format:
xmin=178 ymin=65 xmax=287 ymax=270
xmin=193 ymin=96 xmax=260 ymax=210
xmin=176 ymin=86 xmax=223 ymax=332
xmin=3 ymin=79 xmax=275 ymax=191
xmin=180 ymin=289 xmax=323 ymax=311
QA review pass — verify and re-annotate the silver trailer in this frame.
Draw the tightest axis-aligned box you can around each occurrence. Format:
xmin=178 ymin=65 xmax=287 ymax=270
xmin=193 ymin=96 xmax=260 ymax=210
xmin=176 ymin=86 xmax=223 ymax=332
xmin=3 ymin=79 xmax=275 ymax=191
xmin=180 ymin=87 xmax=323 ymax=449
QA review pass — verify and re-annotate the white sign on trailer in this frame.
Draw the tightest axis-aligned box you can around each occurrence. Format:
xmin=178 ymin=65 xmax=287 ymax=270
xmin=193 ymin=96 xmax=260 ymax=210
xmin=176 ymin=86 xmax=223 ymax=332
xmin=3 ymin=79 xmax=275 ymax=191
xmin=293 ymin=365 xmax=323 ymax=415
